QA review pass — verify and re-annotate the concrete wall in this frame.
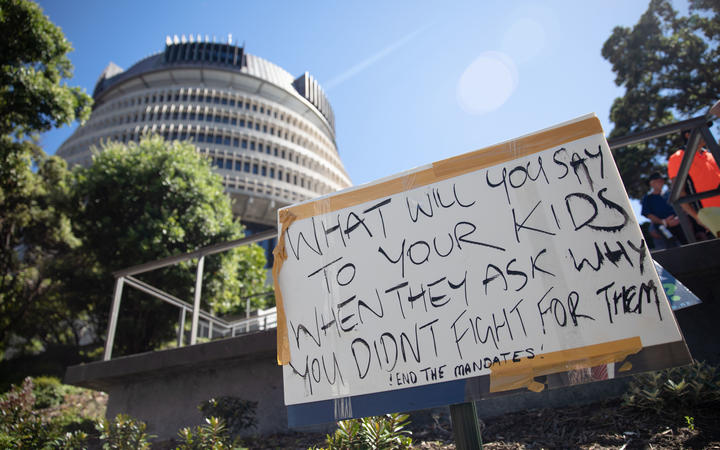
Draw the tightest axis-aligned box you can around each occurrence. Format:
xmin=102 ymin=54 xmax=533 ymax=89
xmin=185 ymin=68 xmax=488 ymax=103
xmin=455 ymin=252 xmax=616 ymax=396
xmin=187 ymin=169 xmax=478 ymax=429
xmin=65 ymin=329 xmax=290 ymax=439
xmin=104 ymin=352 xmax=284 ymax=439
xmin=65 ymin=240 xmax=720 ymax=440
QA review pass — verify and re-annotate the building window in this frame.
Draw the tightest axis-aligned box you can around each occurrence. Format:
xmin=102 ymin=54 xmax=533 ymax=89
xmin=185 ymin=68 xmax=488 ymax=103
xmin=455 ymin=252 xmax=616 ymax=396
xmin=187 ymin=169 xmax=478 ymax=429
xmin=224 ymin=159 xmax=232 ymax=169
xmin=239 ymin=119 xmax=245 ymax=127
xmin=233 ymin=137 xmax=239 ymax=147
xmin=261 ymin=166 xmax=267 ymax=176
xmin=250 ymin=142 xmax=255 ymax=150
xmin=270 ymin=168 xmax=275 ymax=178
xmin=244 ymin=162 xmax=250 ymax=172
xmin=258 ymin=143 xmax=263 ymax=152
xmin=241 ymin=139 xmax=248 ymax=149
xmin=223 ymin=136 xmax=230 ymax=146
xmin=278 ymin=170 xmax=283 ymax=179
xmin=235 ymin=160 xmax=242 ymax=171
xmin=252 ymin=164 xmax=258 ymax=174
xmin=214 ymin=158 xmax=223 ymax=168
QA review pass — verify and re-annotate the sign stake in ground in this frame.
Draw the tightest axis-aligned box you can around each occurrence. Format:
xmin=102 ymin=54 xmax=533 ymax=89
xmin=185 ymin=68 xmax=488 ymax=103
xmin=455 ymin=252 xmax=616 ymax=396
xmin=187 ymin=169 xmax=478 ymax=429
xmin=450 ymin=402 xmax=483 ymax=450
xmin=273 ymin=114 xmax=692 ymax=429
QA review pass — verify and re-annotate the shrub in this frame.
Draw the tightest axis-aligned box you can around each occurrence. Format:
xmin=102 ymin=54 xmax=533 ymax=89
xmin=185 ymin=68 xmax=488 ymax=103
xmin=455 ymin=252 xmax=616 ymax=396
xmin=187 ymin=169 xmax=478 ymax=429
xmin=32 ymin=376 xmax=66 ymax=409
xmin=321 ymin=413 xmax=413 ymax=450
xmin=623 ymin=361 xmax=720 ymax=416
xmin=96 ymin=413 xmax=153 ymax=449
xmin=198 ymin=396 xmax=257 ymax=438
xmin=0 ymin=377 xmax=89 ymax=448
xmin=177 ymin=416 xmax=231 ymax=449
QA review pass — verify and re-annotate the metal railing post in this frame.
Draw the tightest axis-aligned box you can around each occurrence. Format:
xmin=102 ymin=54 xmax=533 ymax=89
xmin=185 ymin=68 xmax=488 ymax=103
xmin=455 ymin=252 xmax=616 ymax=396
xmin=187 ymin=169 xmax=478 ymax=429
xmin=104 ymin=277 xmax=125 ymax=361
xmin=190 ymin=256 xmax=205 ymax=345
xmin=177 ymin=308 xmax=186 ymax=347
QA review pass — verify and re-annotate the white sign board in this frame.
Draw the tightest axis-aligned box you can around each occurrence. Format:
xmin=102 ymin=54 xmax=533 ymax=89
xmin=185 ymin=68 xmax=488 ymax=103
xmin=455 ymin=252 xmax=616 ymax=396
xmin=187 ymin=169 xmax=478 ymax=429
xmin=273 ymin=115 xmax=691 ymax=423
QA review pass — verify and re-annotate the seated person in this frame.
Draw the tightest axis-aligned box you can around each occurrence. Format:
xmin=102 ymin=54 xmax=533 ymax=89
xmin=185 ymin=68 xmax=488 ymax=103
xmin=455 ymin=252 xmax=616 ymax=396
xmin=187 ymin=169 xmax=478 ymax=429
xmin=641 ymin=172 xmax=685 ymax=249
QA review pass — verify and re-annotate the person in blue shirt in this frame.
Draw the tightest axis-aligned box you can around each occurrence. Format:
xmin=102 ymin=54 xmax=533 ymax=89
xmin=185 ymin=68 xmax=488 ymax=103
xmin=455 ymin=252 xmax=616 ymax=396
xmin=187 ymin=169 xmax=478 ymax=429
xmin=641 ymin=172 xmax=687 ymax=249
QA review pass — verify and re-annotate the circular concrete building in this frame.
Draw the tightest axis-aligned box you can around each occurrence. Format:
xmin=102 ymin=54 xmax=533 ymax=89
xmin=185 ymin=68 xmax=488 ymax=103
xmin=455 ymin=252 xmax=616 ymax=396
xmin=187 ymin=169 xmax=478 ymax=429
xmin=57 ymin=35 xmax=351 ymax=229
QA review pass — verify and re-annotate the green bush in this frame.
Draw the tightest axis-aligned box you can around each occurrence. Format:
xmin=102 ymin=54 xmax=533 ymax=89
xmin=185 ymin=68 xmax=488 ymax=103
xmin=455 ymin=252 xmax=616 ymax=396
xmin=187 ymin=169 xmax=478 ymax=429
xmin=623 ymin=361 xmax=720 ymax=416
xmin=320 ymin=413 xmax=413 ymax=450
xmin=96 ymin=413 xmax=153 ymax=449
xmin=198 ymin=396 xmax=256 ymax=438
xmin=0 ymin=377 xmax=89 ymax=449
xmin=32 ymin=376 xmax=66 ymax=409
xmin=177 ymin=416 xmax=231 ymax=449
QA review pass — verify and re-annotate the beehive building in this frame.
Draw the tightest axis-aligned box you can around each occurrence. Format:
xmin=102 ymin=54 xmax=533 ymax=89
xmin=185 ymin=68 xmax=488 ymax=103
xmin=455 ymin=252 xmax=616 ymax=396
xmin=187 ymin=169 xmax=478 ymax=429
xmin=57 ymin=35 xmax=351 ymax=234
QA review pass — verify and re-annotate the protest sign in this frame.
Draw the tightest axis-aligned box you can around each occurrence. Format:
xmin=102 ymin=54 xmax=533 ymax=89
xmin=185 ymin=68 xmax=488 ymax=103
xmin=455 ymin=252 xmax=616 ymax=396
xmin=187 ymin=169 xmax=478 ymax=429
xmin=272 ymin=115 xmax=692 ymax=427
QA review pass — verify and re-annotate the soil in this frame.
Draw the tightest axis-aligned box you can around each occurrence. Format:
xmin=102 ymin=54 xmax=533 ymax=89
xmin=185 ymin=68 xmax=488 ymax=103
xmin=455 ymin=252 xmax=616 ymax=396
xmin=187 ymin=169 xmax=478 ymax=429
xmin=236 ymin=399 xmax=720 ymax=449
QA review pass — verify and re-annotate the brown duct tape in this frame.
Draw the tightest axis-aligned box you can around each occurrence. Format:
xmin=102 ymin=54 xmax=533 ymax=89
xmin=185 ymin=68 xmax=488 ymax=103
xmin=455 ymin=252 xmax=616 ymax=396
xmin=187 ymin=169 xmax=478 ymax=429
xmin=489 ymin=336 xmax=643 ymax=393
xmin=272 ymin=209 xmax=297 ymax=365
xmin=273 ymin=115 xmax=604 ymax=365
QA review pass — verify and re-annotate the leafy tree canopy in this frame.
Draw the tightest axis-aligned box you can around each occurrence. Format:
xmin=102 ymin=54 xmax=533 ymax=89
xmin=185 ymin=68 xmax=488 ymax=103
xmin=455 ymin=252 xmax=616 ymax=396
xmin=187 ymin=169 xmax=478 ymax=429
xmin=61 ymin=136 xmax=268 ymax=356
xmin=0 ymin=0 xmax=91 ymax=356
xmin=602 ymin=0 xmax=720 ymax=198
xmin=0 ymin=0 xmax=92 ymax=136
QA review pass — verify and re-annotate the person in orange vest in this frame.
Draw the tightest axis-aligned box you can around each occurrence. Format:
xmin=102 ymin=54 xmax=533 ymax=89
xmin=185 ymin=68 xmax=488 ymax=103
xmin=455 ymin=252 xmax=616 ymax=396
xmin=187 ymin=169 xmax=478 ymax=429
xmin=667 ymin=128 xmax=720 ymax=238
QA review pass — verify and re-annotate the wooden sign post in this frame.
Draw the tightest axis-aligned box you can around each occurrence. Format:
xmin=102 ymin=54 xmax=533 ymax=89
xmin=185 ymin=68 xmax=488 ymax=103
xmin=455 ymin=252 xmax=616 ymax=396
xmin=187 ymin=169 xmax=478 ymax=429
xmin=272 ymin=115 xmax=692 ymax=431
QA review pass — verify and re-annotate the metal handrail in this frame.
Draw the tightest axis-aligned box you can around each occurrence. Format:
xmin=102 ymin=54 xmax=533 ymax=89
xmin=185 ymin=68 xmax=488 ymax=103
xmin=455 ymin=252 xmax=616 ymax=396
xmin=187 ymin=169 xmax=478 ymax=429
xmin=113 ymin=229 xmax=277 ymax=277
xmin=104 ymin=230 xmax=278 ymax=360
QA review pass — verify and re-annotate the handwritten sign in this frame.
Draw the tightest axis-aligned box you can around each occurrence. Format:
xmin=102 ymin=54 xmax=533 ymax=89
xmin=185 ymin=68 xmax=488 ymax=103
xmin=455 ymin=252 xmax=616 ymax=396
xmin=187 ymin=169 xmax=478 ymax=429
xmin=273 ymin=115 xmax=691 ymax=427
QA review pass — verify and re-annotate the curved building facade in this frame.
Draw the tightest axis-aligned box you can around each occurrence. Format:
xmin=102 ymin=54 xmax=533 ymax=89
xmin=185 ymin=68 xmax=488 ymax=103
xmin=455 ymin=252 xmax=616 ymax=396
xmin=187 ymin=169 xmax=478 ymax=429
xmin=58 ymin=36 xmax=351 ymax=228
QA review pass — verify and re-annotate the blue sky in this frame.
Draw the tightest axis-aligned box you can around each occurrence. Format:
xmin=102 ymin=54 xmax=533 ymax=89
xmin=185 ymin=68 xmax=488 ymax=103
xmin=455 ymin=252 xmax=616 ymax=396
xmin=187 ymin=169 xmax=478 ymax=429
xmin=37 ymin=0 xmax=671 ymax=218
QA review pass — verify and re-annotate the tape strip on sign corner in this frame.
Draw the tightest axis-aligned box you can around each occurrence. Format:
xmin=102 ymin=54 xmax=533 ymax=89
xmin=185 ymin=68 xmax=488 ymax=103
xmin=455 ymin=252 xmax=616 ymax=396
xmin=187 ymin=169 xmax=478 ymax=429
xmin=272 ymin=209 xmax=298 ymax=365
xmin=280 ymin=115 xmax=604 ymax=223
xmin=489 ymin=336 xmax=643 ymax=393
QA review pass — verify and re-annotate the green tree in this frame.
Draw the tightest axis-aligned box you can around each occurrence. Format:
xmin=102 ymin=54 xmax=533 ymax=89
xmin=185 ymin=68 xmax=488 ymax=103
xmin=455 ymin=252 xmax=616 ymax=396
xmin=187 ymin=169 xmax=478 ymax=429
xmin=0 ymin=0 xmax=92 ymax=356
xmin=602 ymin=0 xmax=720 ymax=198
xmin=62 ymin=136 xmax=267 ymax=356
